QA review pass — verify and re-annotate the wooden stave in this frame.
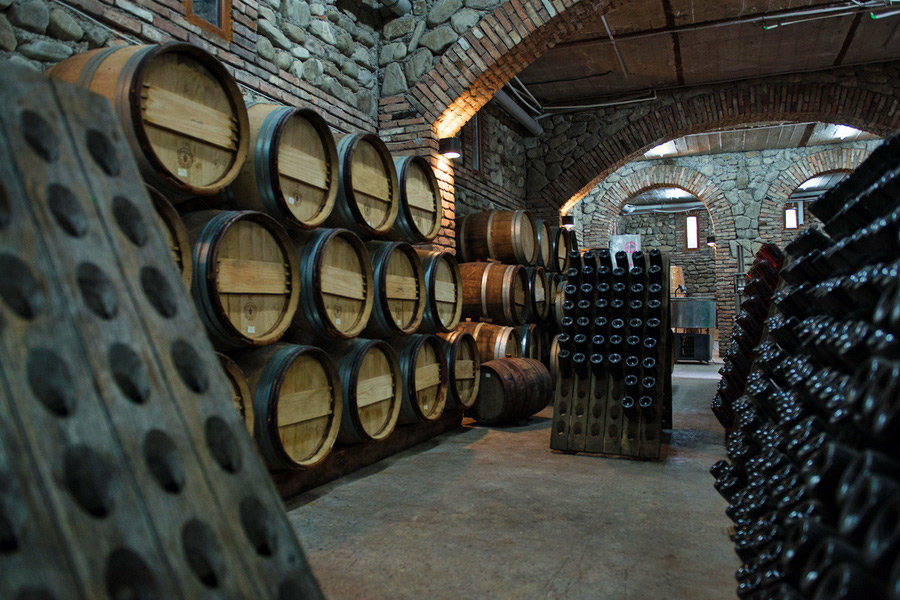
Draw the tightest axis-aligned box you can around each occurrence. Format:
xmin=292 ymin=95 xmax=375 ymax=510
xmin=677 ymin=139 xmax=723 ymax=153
xmin=525 ymin=265 xmax=550 ymax=321
xmin=216 ymin=352 xmax=255 ymax=435
xmin=388 ymin=155 xmax=441 ymax=243
xmin=554 ymin=286 xmax=566 ymax=327
xmin=229 ymin=104 xmax=338 ymax=230
xmin=469 ymin=357 xmax=552 ymax=425
xmin=146 ymin=184 xmax=192 ymax=290
xmin=459 ymin=261 xmax=529 ymax=326
xmin=231 ymin=343 xmax=342 ymax=470
xmin=362 ymin=240 xmax=426 ymax=338
xmin=455 ymin=321 xmax=522 ymax=363
xmin=436 ymin=330 xmax=481 ymax=409
xmin=548 ymin=334 xmax=561 ymax=390
xmin=321 ymin=338 xmax=403 ymax=443
xmin=326 ymin=132 xmax=399 ymax=237
xmin=182 ymin=209 xmax=300 ymax=349
xmin=388 ymin=334 xmax=448 ymax=425
xmin=534 ymin=219 xmax=553 ymax=269
xmin=456 ymin=210 xmax=538 ymax=266
xmin=285 ymin=227 xmax=375 ymax=343
xmin=46 ymin=42 xmax=250 ymax=201
xmin=514 ymin=323 xmax=543 ymax=360
xmin=549 ymin=227 xmax=571 ymax=273
xmin=416 ymin=249 xmax=463 ymax=333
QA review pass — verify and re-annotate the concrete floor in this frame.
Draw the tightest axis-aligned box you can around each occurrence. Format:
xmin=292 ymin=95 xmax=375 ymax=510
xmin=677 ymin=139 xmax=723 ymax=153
xmin=286 ymin=363 xmax=738 ymax=600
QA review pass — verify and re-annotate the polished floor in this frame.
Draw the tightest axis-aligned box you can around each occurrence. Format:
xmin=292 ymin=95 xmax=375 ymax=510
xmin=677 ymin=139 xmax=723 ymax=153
xmin=286 ymin=363 xmax=737 ymax=599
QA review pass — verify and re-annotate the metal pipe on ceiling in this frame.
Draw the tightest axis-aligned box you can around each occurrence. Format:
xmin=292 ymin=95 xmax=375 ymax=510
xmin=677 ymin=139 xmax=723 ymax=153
xmin=622 ymin=202 xmax=707 ymax=214
xmin=378 ymin=0 xmax=411 ymax=16
xmin=601 ymin=15 xmax=630 ymax=79
xmin=492 ymin=89 xmax=544 ymax=136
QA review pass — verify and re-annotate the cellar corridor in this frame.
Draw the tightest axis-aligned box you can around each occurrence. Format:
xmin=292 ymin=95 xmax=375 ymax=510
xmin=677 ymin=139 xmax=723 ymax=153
xmin=286 ymin=364 xmax=738 ymax=600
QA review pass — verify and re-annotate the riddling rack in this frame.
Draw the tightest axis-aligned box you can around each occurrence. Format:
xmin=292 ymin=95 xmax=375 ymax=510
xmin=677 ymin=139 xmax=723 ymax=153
xmin=550 ymin=248 xmax=673 ymax=460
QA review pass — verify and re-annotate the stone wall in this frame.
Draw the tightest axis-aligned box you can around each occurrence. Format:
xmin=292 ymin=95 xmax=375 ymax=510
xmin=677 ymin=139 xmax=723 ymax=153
xmin=617 ymin=209 xmax=716 ymax=299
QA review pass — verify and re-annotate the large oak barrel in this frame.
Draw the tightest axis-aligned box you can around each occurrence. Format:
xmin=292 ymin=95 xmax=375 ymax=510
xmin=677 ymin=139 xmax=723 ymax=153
xmin=459 ymin=262 xmax=529 ymax=326
xmin=549 ymin=227 xmax=571 ymax=273
xmin=389 ymin=334 xmax=447 ymax=424
xmin=416 ymin=250 xmax=463 ymax=333
xmin=514 ymin=323 xmax=543 ymax=360
xmin=362 ymin=240 xmax=425 ymax=338
xmin=543 ymin=270 xmax=561 ymax=322
xmin=323 ymin=338 xmax=403 ymax=443
xmin=469 ymin=358 xmax=552 ymax=425
xmin=389 ymin=155 xmax=441 ymax=242
xmin=525 ymin=265 xmax=550 ymax=322
xmin=326 ymin=133 xmax=399 ymax=237
xmin=216 ymin=352 xmax=254 ymax=434
xmin=437 ymin=330 xmax=480 ymax=410
xmin=183 ymin=210 xmax=300 ymax=349
xmin=548 ymin=334 xmax=561 ymax=389
xmin=534 ymin=219 xmax=552 ymax=269
xmin=147 ymin=185 xmax=192 ymax=289
xmin=286 ymin=228 xmax=374 ymax=343
xmin=47 ymin=43 xmax=249 ymax=201
xmin=456 ymin=321 xmax=521 ymax=363
xmin=232 ymin=344 xmax=342 ymax=470
xmin=229 ymin=103 xmax=338 ymax=229
xmin=456 ymin=210 xmax=538 ymax=265
xmin=554 ymin=286 xmax=566 ymax=326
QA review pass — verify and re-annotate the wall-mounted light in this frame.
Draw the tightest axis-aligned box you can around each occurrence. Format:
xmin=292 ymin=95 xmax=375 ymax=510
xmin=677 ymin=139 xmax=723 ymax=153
xmin=707 ymin=234 xmax=716 ymax=247
xmin=439 ymin=137 xmax=461 ymax=159
xmin=561 ymin=215 xmax=575 ymax=230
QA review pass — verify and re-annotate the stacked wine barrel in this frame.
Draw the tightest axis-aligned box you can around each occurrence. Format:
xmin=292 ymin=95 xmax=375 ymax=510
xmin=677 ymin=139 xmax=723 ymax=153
xmin=549 ymin=248 xmax=673 ymax=459
xmin=47 ymin=42 xmax=462 ymax=472
xmin=455 ymin=209 xmax=567 ymax=424
xmin=709 ymin=133 xmax=900 ymax=599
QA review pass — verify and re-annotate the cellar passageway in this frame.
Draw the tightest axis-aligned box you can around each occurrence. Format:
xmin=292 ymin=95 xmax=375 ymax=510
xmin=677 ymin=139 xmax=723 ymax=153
xmin=286 ymin=363 xmax=737 ymax=600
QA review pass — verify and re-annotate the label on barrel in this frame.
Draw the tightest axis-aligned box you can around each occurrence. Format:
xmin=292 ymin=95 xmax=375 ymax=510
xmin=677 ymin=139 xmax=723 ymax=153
xmin=178 ymin=168 xmax=188 ymax=177
xmin=288 ymin=197 xmax=296 ymax=205
xmin=247 ymin=326 xmax=256 ymax=334
xmin=485 ymin=373 xmax=491 ymax=378
xmin=335 ymin=318 xmax=341 ymax=325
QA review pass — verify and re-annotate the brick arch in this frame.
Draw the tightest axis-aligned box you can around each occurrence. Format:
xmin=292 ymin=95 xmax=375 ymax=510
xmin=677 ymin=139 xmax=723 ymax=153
xmin=530 ymin=63 xmax=900 ymax=212
xmin=581 ymin=164 xmax=738 ymax=341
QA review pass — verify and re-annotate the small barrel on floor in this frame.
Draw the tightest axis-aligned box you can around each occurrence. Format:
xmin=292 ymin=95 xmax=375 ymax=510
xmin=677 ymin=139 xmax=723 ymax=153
xmin=525 ymin=266 xmax=550 ymax=322
xmin=456 ymin=321 xmax=521 ymax=363
xmin=416 ymin=250 xmax=463 ymax=333
xmin=182 ymin=210 xmax=300 ymax=349
xmin=389 ymin=334 xmax=448 ymax=425
xmin=228 ymin=104 xmax=338 ymax=229
xmin=326 ymin=133 xmax=399 ymax=237
xmin=437 ymin=330 xmax=481 ymax=410
xmin=514 ymin=323 xmax=543 ymax=360
xmin=362 ymin=240 xmax=425 ymax=338
xmin=216 ymin=352 xmax=254 ymax=434
xmin=389 ymin=155 xmax=441 ymax=243
xmin=456 ymin=209 xmax=538 ymax=265
xmin=232 ymin=343 xmax=342 ymax=470
xmin=459 ymin=262 xmax=529 ymax=326
xmin=323 ymin=338 xmax=403 ymax=444
xmin=146 ymin=185 xmax=192 ymax=289
xmin=47 ymin=43 xmax=250 ymax=201
xmin=286 ymin=227 xmax=375 ymax=343
xmin=469 ymin=358 xmax=552 ymax=426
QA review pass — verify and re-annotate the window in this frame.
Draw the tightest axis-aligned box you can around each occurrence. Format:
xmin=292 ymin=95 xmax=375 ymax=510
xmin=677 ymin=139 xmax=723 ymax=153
xmin=467 ymin=112 xmax=483 ymax=172
xmin=185 ymin=0 xmax=232 ymax=41
xmin=685 ymin=215 xmax=699 ymax=250
xmin=784 ymin=203 xmax=800 ymax=230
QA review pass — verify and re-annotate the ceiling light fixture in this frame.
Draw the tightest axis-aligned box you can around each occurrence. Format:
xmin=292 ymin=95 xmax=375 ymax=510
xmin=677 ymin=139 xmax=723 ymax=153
xmin=438 ymin=137 xmax=462 ymax=159
xmin=833 ymin=125 xmax=858 ymax=140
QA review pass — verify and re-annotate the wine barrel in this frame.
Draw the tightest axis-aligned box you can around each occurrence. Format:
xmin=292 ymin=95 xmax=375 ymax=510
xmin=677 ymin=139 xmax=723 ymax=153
xmin=389 ymin=334 xmax=447 ymax=424
xmin=326 ymin=133 xmax=399 ymax=237
xmin=147 ymin=185 xmax=192 ymax=289
xmin=514 ymin=323 xmax=543 ymax=360
xmin=232 ymin=344 xmax=342 ymax=470
xmin=416 ymin=250 xmax=463 ymax=333
xmin=554 ymin=286 xmax=566 ymax=326
xmin=459 ymin=262 xmax=529 ymax=326
xmin=389 ymin=155 xmax=441 ymax=242
xmin=324 ymin=338 xmax=403 ymax=443
xmin=456 ymin=210 xmax=538 ymax=265
xmin=469 ymin=358 xmax=552 ymax=425
xmin=229 ymin=103 xmax=338 ymax=229
xmin=456 ymin=321 xmax=521 ymax=363
xmin=216 ymin=352 xmax=254 ymax=434
xmin=543 ymin=270 xmax=561 ymax=322
xmin=534 ymin=219 xmax=552 ymax=270
xmin=437 ymin=330 xmax=481 ymax=409
xmin=286 ymin=228 xmax=374 ymax=343
xmin=548 ymin=334 xmax=561 ymax=389
xmin=548 ymin=227 xmax=571 ymax=273
xmin=47 ymin=43 xmax=250 ymax=201
xmin=567 ymin=228 xmax=579 ymax=255
xmin=525 ymin=265 xmax=550 ymax=322
xmin=362 ymin=240 xmax=426 ymax=338
xmin=183 ymin=210 xmax=300 ymax=349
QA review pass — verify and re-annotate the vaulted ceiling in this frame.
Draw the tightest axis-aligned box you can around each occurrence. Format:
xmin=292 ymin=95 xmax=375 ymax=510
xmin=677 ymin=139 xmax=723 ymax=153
xmin=518 ymin=0 xmax=900 ymax=106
